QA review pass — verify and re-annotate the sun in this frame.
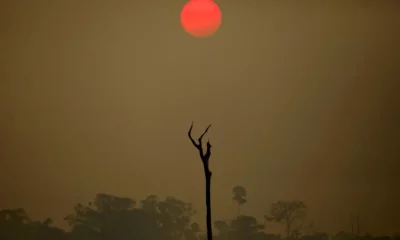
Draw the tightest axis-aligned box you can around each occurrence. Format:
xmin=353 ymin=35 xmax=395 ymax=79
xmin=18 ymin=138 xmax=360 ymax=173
xmin=180 ymin=0 xmax=222 ymax=38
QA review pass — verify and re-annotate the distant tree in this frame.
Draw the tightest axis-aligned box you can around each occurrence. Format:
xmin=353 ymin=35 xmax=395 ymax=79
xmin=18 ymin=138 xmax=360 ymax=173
xmin=0 ymin=208 xmax=31 ymax=240
xmin=157 ymin=196 xmax=198 ymax=239
xmin=214 ymin=216 xmax=266 ymax=240
xmin=31 ymin=218 xmax=66 ymax=240
xmin=65 ymin=193 xmax=199 ymax=240
xmin=231 ymin=215 xmax=265 ymax=239
xmin=214 ymin=221 xmax=231 ymax=239
xmin=0 ymin=208 xmax=66 ymax=240
xmin=65 ymin=193 xmax=149 ymax=240
xmin=140 ymin=194 xmax=159 ymax=213
xmin=265 ymin=201 xmax=307 ymax=238
xmin=92 ymin=193 xmax=136 ymax=212
xmin=188 ymin=122 xmax=213 ymax=240
xmin=0 ymin=208 xmax=30 ymax=224
xmin=232 ymin=186 xmax=247 ymax=216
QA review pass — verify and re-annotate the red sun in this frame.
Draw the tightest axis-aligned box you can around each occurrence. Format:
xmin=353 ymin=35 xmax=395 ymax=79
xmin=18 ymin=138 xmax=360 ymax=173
xmin=180 ymin=0 xmax=222 ymax=38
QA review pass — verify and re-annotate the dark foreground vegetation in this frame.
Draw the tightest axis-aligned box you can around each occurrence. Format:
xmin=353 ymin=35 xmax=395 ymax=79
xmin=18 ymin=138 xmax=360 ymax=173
xmin=1 ymin=187 xmax=399 ymax=240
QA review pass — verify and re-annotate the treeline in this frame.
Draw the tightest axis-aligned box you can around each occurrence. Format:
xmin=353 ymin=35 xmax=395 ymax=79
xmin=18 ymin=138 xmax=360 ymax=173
xmin=0 ymin=186 xmax=398 ymax=240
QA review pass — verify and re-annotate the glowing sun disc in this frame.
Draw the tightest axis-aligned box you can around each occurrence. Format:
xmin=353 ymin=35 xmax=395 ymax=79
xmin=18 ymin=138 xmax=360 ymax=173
xmin=180 ymin=0 xmax=222 ymax=38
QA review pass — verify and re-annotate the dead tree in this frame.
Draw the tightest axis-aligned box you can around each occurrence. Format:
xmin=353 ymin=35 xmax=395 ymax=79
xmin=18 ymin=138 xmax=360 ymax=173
xmin=188 ymin=121 xmax=213 ymax=240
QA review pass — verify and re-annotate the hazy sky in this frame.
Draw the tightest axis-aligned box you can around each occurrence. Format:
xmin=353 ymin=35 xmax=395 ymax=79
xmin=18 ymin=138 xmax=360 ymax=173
xmin=1 ymin=0 xmax=399 ymax=236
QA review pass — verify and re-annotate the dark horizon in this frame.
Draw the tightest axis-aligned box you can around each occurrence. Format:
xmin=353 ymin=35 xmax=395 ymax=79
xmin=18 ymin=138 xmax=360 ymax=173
xmin=1 ymin=0 xmax=399 ymax=237
xmin=0 ymin=191 xmax=399 ymax=237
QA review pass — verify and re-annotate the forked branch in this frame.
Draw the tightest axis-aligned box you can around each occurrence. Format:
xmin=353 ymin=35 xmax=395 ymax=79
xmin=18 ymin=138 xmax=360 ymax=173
xmin=188 ymin=121 xmax=212 ymax=163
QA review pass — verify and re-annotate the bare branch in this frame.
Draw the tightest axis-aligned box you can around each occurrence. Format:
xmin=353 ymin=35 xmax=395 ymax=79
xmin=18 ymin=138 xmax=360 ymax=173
xmin=199 ymin=124 xmax=211 ymax=142
xmin=188 ymin=122 xmax=212 ymax=162
xmin=188 ymin=121 xmax=200 ymax=149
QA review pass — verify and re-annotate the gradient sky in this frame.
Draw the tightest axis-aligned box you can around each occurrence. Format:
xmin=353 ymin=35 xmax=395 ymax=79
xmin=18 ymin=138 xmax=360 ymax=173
xmin=1 ymin=0 xmax=399 ymax=236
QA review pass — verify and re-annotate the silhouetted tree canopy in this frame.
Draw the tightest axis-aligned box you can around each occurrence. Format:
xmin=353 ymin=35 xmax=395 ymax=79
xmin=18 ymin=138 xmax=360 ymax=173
xmin=232 ymin=186 xmax=247 ymax=216
xmin=1 ymin=191 xmax=397 ymax=240
xmin=265 ymin=201 xmax=307 ymax=238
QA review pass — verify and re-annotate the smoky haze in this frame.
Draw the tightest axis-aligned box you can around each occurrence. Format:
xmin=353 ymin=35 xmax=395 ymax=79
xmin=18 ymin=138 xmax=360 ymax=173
xmin=1 ymin=0 xmax=399 ymax=237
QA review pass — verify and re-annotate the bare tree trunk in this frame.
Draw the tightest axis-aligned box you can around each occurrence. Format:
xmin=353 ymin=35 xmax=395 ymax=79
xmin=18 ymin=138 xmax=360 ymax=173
xmin=188 ymin=122 xmax=213 ymax=240
xmin=204 ymin=164 xmax=212 ymax=240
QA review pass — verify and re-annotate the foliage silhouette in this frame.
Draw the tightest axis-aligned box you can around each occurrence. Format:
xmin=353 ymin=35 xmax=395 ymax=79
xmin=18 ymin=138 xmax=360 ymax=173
xmin=1 ymin=193 xmax=399 ymax=240
xmin=232 ymin=186 xmax=247 ymax=216
xmin=64 ymin=193 xmax=199 ymax=240
xmin=265 ymin=201 xmax=307 ymax=238
xmin=0 ymin=208 xmax=66 ymax=240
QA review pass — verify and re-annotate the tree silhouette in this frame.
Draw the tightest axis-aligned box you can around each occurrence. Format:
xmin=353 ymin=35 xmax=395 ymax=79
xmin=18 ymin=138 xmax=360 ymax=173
xmin=232 ymin=186 xmax=247 ymax=216
xmin=188 ymin=122 xmax=213 ymax=240
xmin=214 ymin=220 xmax=231 ymax=239
xmin=214 ymin=215 xmax=266 ymax=240
xmin=231 ymin=215 xmax=265 ymax=240
xmin=157 ymin=196 xmax=197 ymax=239
xmin=0 ymin=208 xmax=66 ymax=240
xmin=64 ymin=193 xmax=199 ymax=240
xmin=0 ymin=195 xmax=398 ymax=240
xmin=265 ymin=201 xmax=307 ymax=238
xmin=65 ymin=193 xmax=139 ymax=240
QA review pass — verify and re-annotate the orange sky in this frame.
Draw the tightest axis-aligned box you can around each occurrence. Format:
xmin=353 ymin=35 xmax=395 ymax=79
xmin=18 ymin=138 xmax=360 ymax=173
xmin=1 ymin=0 xmax=399 ymax=235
